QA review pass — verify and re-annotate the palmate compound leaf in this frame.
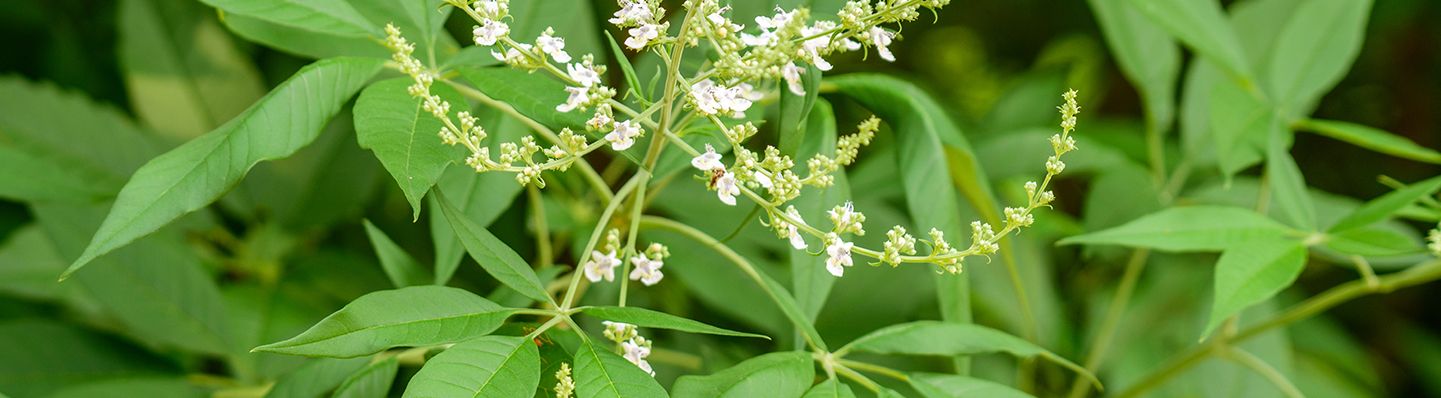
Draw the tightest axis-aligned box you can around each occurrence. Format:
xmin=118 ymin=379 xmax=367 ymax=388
xmin=355 ymin=77 xmax=469 ymax=220
xmin=1057 ymin=205 xmax=1296 ymax=252
xmin=573 ymin=341 xmax=669 ymax=398
xmin=671 ymin=351 xmax=814 ymax=398
xmin=253 ymin=286 xmax=517 ymax=358
xmin=401 ymin=336 xmax=540 ymax=398
xmin=838 ymin=321 xmax=1100 ymax=389
xmin=434 ymin=188 xmax=555 ymax=304
xmin=1203 ymin=236 xmax=1309 ymax=338
xmin=61 ymin=57 xmax=385 ymax=279
xmin=908 ymin=373 xmax=1035 ymax=398
xmin=578 ymin=306 xmax=769 ymax=339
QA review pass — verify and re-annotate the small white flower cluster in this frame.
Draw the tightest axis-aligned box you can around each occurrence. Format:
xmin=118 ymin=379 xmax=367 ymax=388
xmin=612 ymin=0 xmax=668 ymax=50
xmin=556 ymin=56 xmax=615 ymax=113
xmin=630 ymin=243 xmax=669 ymax=286
xmin=824 ymin=232 xmax=855 ymax=277
xmin=881 ymin=226 xmax=916 ymax=266
xmin=772 ymin=206 xmax=810 ymax=250
xmin=554 ymin=363 xmax=575 ymax=398
xmin=604 ymin=321 xmax=655 ymax=376
xmin=688 ymin=80 xmax=762 ymax=118
xmin=585 ymin=229 xmax=624 ymax=283
xmin=929 ymin=228 xmax=963 ymax=274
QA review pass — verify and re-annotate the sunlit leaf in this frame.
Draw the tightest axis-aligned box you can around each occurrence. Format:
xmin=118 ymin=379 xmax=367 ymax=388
xmin=801 ymin=379 xmax=855 ymax=398
xmin=254 ymin=286 xmax=516 ymax=357
xmin=402 ymin=336 xmax=539 ymax=398
xmin=573 ymin=341 xmax=668 ymax=398
xmin=1059 ymin=206 xmax=1295 ymax=251
xmin=839 ymin=321 xmax=1098 ymax=388
xmin=1265 ymin=0 xmax=1374 ymax=111
xmin=1329 ymin=175 xmax=1441 ymax=233
xmin=1325 ymin=227 xmax=1423 ymax=258
xmin=1265 ymin=125 xmax=1316 ymax=231
xmin=355 ymin=77 xmax=468 ymax=219
xmin=428 ymin=112 xmax=527 ymax=285
xmin=1203 ymin=237 xmax=1308 ymax=338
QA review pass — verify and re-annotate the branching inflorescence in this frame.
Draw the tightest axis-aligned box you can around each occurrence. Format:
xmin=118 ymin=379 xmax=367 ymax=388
xmin=379 ymin=0 xmax=1087 ymax=378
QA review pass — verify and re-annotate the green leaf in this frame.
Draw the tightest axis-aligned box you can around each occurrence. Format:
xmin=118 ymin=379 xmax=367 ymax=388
xmin=35 ymin=203 xmax=231 ymax=355
xmin=428 ymin=112 xmax=527 ymax=285
xmin=1209 ymin=77 xmax=1269 ymax=181
xmin=672 ymin=351 xmax=814 ymax=398
xmin=790 ymin=99 xmax=846 ymax=322
xmin=355 ymin=77 xmax=468 ymax=220
xmin=1295 ymin=119 xmax=1441 ymax=164
xmin=909 ymin=373 xmax=1034 ymax=398
xmin=62 ymin=57 xmax=384 ymax=278
xmin=201 ymin=0 xmax=376 ymax=37
xmin=1203 ymin=237 xmax=1309 ymax=338
xmin=457 ymin=67 xmax=589 ymax=131
xmin=1265 ymin=125 xmax=1316 ymax=231
xmin=220 ymin=13 xmax=389 ymax=60
xmin=434 ymin=189 xmax=554 ymax=304
xmin=1325 ymin=227 xmax=1423 ymax=257
xmin=838 ymin=321 xmax=1098 ymax=388
xmin=0 ymin=145 xmax=120 ymax=204
xmin=801 ymin=379 xmax=855 ymax=398
xmin=1087 ymin=0 xmax=1181 ymax=133
xmin=44 ymin=377 xmax=207 ymax=398
xmin=402 ymin=336 xmax=539 ymax=398
xmin=1329 ymin=175 xmax=1441 ymax=233
xmin=383 ymin=0 xmax=453 ymax=61
xmin=759 ymin=271 xmax=829 ymax=352
xmin=230 ymin=108 xmax=384 ymax=230
xmin=119 ymin=0 xmax=266 ymax=140
xmin=265 ymin=357 xmax=372 ymax=398
xmin=0 ymin=225 xmax=75 ymax=301
xmin=254 ymin=286 xmax=516 ymax=357
xmin=778 ymin=63 xmax=821 ymax=158
xmin=573 ymin=341 xmax=668 ymax=398
xmin=579 ymin=306 xmax=769 ymax=339
xmin=1265 ymin=0 xmax=1373 ymax=111
xmin=0 ymin=320 xmax=175 ymax=398
xmin=1124 ymin=0 xmax=1253 ymax=84
xmin=361 ymin=219 xmax=432 ymax=288
xmin=1058 ymin=206 xmax=1295 ymax=251
xmin=605 ymin=31 xmax=647 ymax=101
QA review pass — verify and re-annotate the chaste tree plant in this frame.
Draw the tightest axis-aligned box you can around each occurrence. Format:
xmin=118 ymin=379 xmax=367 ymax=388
xmin=1 ymin=0 xmax=1438 ymax=397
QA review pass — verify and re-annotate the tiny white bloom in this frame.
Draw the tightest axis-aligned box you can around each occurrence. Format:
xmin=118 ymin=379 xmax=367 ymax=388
xmin=722 ymin=86 xmax=753 ymax=116
xmin=625 ymin=24 xmax=661 ymax=49
xmin=606 ymin=120 xmax=642 ymax=150
xmin=841 ymin=37 xmax=862 ymax=51
xmin=740 ymin=30 xmax=778 ymax=47
xmin=537 ymin=31 xmax=571 ymax=62
xmin=584 ymin=250 xmax=621 ymax=282
xmin=755 ymin=7 xmax=793 ymax=29
xmin=556 ymin=86 xmax=589 ymax=113
xmin=736 ymin=83 xmax=764 ymax=101
xmin=567 ymin=62 xmax=601 ymax=87
xmin=473 ymin=20 xmax=509 ymax=46
xmin=629 ymin=255 xmax=664 ymax=286
xmin=588 ymin=111 xmax=612 ymax=129
xmin=825 ymin=240 xmax=854 ymax=277
xmin=782 ymin=62 xmax=806 ymax=96
xmin=869 ymin=27 xmax=896 ymax=62
xmin=716 ymin=172 xmax=739 ymax=205
xmin=621 ymin=338 xmax=655 ymax=376
xmin=690 ymin=79 xmax=722 ymax=114
xmin=752 ymin=171 xmax=773 ymax=188
xmin=610 ymin=0 xmax=653 ymax=25
xmin=474 ymin=0 xmax=503 ymax=18
xmin=691 ymin=144 xmax=724 ymax=170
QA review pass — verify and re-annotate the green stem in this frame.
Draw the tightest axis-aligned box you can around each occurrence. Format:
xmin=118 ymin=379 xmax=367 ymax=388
xmin=1067 ymin=249 xmax=1150 ymax=398
xmin=832 ymin=363 xmax=880 ymax=392
xmin=528 ymin=185 xmax=553 ymax=269
xmin=559 ymin=176 xmax=641 ymax=310
xmin=836 ymin=358 xmax=910 ymax=382
xmin=1222 ymin=346 xmax=1303 ymax=398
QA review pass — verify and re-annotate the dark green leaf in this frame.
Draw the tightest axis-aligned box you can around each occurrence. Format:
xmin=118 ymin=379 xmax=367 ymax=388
xmin=1265 ymin=0 xmax=1373 ymax=111
xmin=402 ymin=336 xmax=539 ymax=398
xmin=573 ymin=341 xmax=668 ymax=398
xmin=0 ymin=225 xmax=75 ymax=301
xmin=1325 ymin=227 xmax=1423 ymax=257
xmin=1296 ymin=119 xmax=1441 ymax=164
xmin=434 ymin=189 xmax=554 ymax=304
xmin=332 ymin=357 xmax=399 ymax=398
xmin=1124 ymin=0 xmax=1253 ymax=84
xmin=254 ymin=286 xmax=516 ymax=357
xmin=428 ymin=112 xmax=527 ymax=285
xmin=63 ymin=57 xmax=384 ymax=277
xmin=671 ymin=351 xmax=814 ymax=398
xmin=220 ymin=13 xmax=389 ymax=59
xmin=580 ymin=306 xmax=769 ymax=339
xmin=801 ymin=379 xmax=855 ymax=398
xmin=1058 ymin=206 xmax=1295 ymax=251
xmin=0 ymin=145 xmax=119 ymax=204
xmin=790 ymin=99 xmax=845 ymax=321
xmin=355 ymin=77 xmax=468 ymax=220
xmin=457 ymin=67 xmax=589 ymax=131
xmin=0 ymin=320 xmax=175 ymax=398
xmin=44 ymin=377 xmax=207 ymax=398
xmin=201 ymin=0 xmax=377 ymax=37
xmin=361 ymin=219 xmax=432 ymax=288
xmin=120 ymin=0 xmax=265 ymax=140
xmin=909 ymin=373 xmax=1034 ymax=398
xmin=1329 ymin=175 xmax=1441 ymax=233
xmin=838 ymin=321 xmax=1098 ymax=388
xmin=1087 ymin=0 xmax=1181 ymax=133
xmin=1265 ymin=125 xmax=1316 ymax=231
xmin=1203 ymin=237 xmax=1308 ymax=338
xmin=1209 ymin=78 xmax=1269 ymax=181
xmin=266 ymin=357 xmax=371 ymax=398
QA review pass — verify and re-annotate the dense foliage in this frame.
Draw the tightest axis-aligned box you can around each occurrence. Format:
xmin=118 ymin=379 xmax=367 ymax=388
xmin=2 ymin=0 xmax=1440 ymax=398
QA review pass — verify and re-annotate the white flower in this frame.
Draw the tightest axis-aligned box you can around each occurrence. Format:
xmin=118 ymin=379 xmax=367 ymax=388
xmin=783 ymin=207 xmax=808 ymax=250
xmin=799 ymin=26 xmax=834 ymax=71
xmin=588 ymin=111 xmax=612 ymax=130
xmin=782 ymin=62 xmax=806 ymax=96
xmin=721 ymin=86 xmax=754 ymax=116
xmin=621 ymin=338 xmax=655 ymax=376
xmin=716 ymin=172 xmax=739 ymax=205
xmin=606 ymin=120 xmax=642 ymax=150
xmin=841 ymin=37 xmax=861 ymax=51
xmin=567 ymin=62 xmax=601 ymax=87
xmin=736 ymin=83 xmax=764 ymax=102
xmin=556 ymin=86 xmax=589 ymax=113
xmin=869 ymin=27 xmax=896 ymax=62
xmin=610 ymin=0 xmax=653 ymax=25
xmin=629 ymin=255 xmax=664 ymax=286
xmin=536 ymin=30 xmax=571 ymax=62
xmin=691 ymin=144 xmax=724 ymax=170
xmin=825 ymin=240 xmax=854 ymax=277
xmin=755 ymin=7 xmax=794 ymax=29
xmin=740 ymin=30 xmax=778 ymax=47
xmin=584 ymin=250 xmax=621 ymax=282
xmin=473 ymin=0 xmax=504 ymax=18
xmin=690 ymin=79 xmax=722 ymax=114
xmin=473 ymin=20 xmax=509 ymax=46
xmin=625 ymin=24 xmax=661 ymax=49
xmin=752 ymin=171 xmax=773 ymax=188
